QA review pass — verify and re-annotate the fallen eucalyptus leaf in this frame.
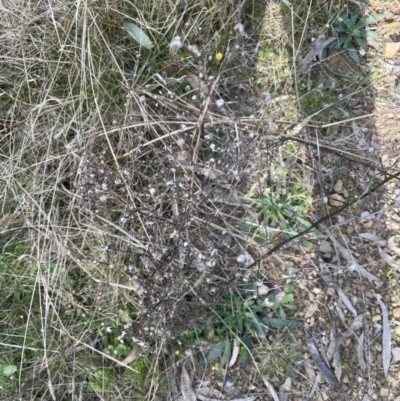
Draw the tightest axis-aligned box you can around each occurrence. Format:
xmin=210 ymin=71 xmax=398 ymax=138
xmin=337 ymin=314 xmax=364 ymax=347
xmin=278 ymin=377 xmax=292 ymax=401
xmin=228 ymin=337 xmax=240 ymax=367
xmin=326 ymin=326 xmax=337 ymax=362
xmin=376 ymin=295 xmax=391 ymax=377
xmin=302 ymin=36 xmax=337 ymax=67
xmin=331 ymin=348 xmax=342 ymax=383
xmin=304 ymin=302 xmax=319 ymax=319
xmin=359 ymin=233 xmax=381 ymax=242
xmin=335 ymin=285 xmax=357 ymax=317
xmin=378 ymin=247 xmax=400 ymax=271
xmin=263 ymin=378 xmax=280 ymax=401
xmin=181 ymin=361 xmax=196 ymax=401
xmin=114 ymin=345 xmax=139 ymax=367
xmin=357 ymin=332 xmax=367 ymax=372
xmin=197 ymin=396 xmax=257 ymax=401
xmin=325 ymin=229 xmax=380 ymax=282
xmin=124 ymin=22 xmax=154 ymax=49
xmin=305 ymin=324 xmax=338 ymax=387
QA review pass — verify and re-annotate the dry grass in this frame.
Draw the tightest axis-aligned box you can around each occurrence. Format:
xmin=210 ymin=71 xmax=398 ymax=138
xmin=1 ymin=0 xmax=399 ymax=400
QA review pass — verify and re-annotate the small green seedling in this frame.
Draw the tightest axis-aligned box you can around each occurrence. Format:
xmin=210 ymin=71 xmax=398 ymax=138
xmin=331 ymin=7 xmax=385 ymax=62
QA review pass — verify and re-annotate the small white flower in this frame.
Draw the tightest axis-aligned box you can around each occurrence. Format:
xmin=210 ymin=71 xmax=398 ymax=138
xmin=170 ymin=36 xmax=183 ymax=53
xmin=210 ymin=143 xmax=216 ymax=150
xmin=99 ymin=195 xmax=107 ymax=202
xmin=139 ymin=95 xmax=146 ymax=102
xmin=234 ymin=23 xmax=245 ymax=35
xmin=106 ymin=326 xmax=112 ymax=333
xmin=149 ymin=188 xmax=156 ymax=196
xmin=216 ymin=98 xmax=225 ymax=108
xmin=237 ymin=254 xmax=247 ymax=263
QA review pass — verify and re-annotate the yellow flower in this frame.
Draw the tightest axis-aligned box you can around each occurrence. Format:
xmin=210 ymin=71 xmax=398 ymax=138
xmin=215 ymin=52 xmax=223 ymax=61
xmin=175 ymin=350 xmax=180 ymax=355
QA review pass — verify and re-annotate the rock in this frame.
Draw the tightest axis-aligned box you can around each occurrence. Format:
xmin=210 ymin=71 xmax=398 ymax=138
xmin=361 ymin=211 xmax=373 ymax=221
xmin=364 ymin=221 xmax=374 ymax=229
xmin=326 ymin=287 xmax=335 ymax=296
xmin=312 ymin=287 xmax=322 ymax=295
xmin=394 ymin=326 xmax=400 ymax=336
xmin=393 ymin=307 xmax=400 ymax=319
xmin=334 ymin=179 xmax=343 ymax=193
xmin=319 ymin=241 xmax=333 ymax=254
xmin=329 ymin=193 xmax=345 ymax=207
xmin=392 ymin=347 xmax=400 ymax=362
xmin=379 ymin=388 xmax=389 ymax=397
xmin=372 ymin=315 xmax=381 ymax=323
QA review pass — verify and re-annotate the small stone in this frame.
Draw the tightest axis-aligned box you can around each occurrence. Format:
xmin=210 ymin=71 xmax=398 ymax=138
xmin=312 ymin=287 xmax=322 ymax=295
xmin=327 ymin=287 xmax=335 ymax=296
xmin=319 ymin=241 xmax=333 ymax=254
xmin=361 ymin=211 xmax=372 ymax=221
xmin=394 ymin=326 xmax=400 ymax=336
xmin=329 ymin=193 xmax=346 ymax=207
xmin=364 ymin=220 xmax=374 ymax=229
xmin=334 ymin=179 xmax=343 ymax=193
xmin=372 ymin=315 xmax=381 ymax=323
xmin=379 ymin=388 xmax=389 ymax=397
xmin=393 ymin=307 xmax=400 ymax=318
xmin=392 ymin=347 xmax=400 ymax=362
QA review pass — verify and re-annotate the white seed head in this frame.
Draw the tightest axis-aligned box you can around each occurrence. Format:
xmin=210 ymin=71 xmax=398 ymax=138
xmin=170 ymin=36 xmax=183 ymax=53
xmin=216 ymin=98 xmax=225 ymax=108
xmin=234 ymin=23 xmax=245 ymax=35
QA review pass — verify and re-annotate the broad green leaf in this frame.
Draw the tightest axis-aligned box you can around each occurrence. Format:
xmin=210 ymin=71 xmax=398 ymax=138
xmin=279 ymin=306 xmax=287 ymax=320
xmin=241 ymin=336 xmax=253 ymax=370
xmin=260 ymin=317 xmax=303 ymax=329
xmin=364 ymin=14 xmax=385 ymax=25
xmin=220 ymin=341 xmax=232 ymax=365
xmin=2 ymin=365 xmax=17 ymax=377
xmin=281 ymin=293 xmax=294 ymax=304
xmin=334 ymin=25 xmax=347 ymax=33
xmin=350 ymin=9 xmax=359 ymax=24
xmin=124 ymin=22 xmax=154 ymax=49
xmin=355 ymin=37 xmax=368 ymax=51
xmin=336 ymin=36 xmax=346 ymax=48
xmin=365 ymin=30 xmax=379 ymax=38
xmin=201 ymin=341 xmax=227 ymax=366
xmin=343 ymin=35 xmax=352 ymax=49
xmin=348 ymin=48 xmax=360 ymax=63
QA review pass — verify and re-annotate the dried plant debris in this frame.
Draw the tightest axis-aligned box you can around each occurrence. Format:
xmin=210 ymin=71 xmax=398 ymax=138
xmin=335 ymin=285 xmax=358 ymax=317
xmin=376 ymin=295 xmax=391 ymax=377
xmin=305 ymin=324 xmax=338 ymax=387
